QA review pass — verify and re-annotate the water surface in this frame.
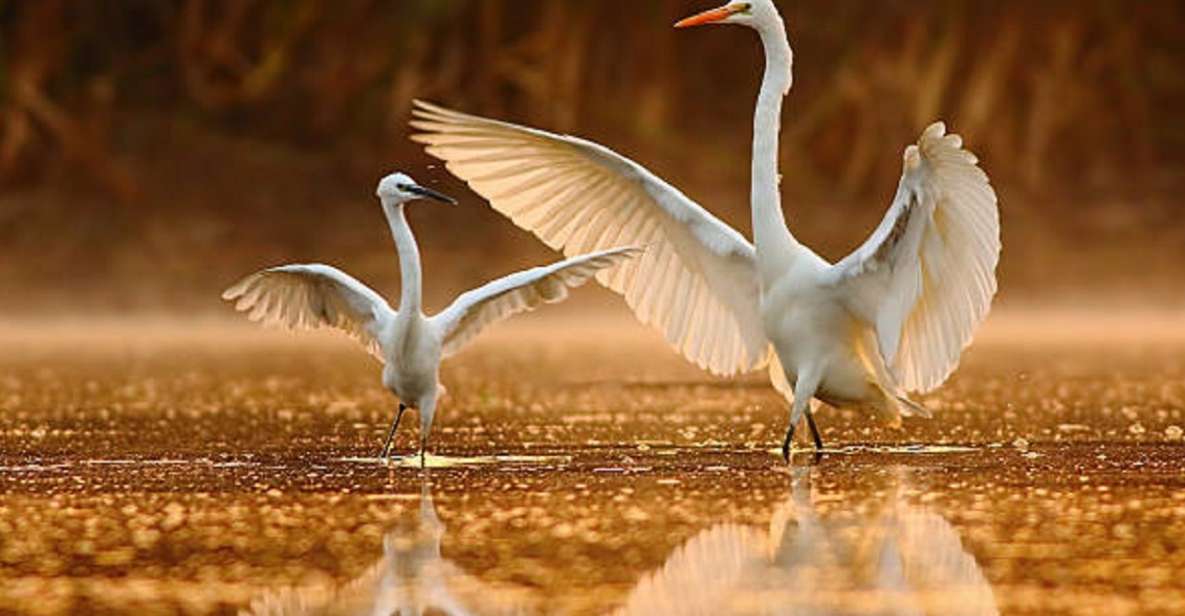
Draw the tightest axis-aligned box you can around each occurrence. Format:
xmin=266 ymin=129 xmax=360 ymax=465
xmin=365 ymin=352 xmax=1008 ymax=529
xmin=1 ymin=314 xmax=1183 ymax=614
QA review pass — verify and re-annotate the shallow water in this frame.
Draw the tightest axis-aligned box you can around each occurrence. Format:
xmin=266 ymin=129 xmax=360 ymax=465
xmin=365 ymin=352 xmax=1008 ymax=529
xmin=337 ymin=454 xmax=573 ymax=469
xmin=1 ymin=313 xmax=1184 ymax=615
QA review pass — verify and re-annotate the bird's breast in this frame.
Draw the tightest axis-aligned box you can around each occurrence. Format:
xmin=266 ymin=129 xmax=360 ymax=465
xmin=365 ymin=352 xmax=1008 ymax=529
xmin=385 ymin=361 xmax=436 ymax=405
xmin=385 ymin=320 xmax=440 ymax=404
xmin=765 ymin=294 xmax=882 ymax=407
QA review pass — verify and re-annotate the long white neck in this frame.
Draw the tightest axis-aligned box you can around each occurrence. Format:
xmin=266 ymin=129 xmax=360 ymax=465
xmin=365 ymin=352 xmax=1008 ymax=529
xmin=384 ymin=202 xmax=423 ymax=315
xmin=751 ymin=16 xmax=800 ymax=274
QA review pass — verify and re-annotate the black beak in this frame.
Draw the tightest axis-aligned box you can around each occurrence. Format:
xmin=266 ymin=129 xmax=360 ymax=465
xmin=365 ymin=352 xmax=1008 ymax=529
xmin=407 ymin=184 xmax=457 ymax=205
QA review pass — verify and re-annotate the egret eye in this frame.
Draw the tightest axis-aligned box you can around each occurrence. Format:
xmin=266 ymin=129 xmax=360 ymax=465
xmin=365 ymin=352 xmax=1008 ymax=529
xmin=396 ymin=183 xmax=412 ymax=192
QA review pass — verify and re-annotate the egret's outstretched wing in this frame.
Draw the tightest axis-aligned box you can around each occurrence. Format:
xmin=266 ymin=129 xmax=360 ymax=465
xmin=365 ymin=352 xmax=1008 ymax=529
xmin=829 ymin=123 xmax=1000 ymax=392
xmin=411 ymin=101 xmax=767 ymax=376
xmin=430 ymin=247 xmax=639 ymax=358
xmin=222 ymin=264 xmax=395 ymax=361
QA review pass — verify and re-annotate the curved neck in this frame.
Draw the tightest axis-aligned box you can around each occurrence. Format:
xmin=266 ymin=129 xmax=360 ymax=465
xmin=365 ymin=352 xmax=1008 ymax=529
xmin=384 ymin=203 xmax=422 ymax=314
xmin=751 ymin=17 xmax=799 ymax=270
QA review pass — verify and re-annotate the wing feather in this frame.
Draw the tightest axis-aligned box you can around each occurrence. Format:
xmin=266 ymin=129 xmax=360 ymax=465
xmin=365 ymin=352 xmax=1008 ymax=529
xmin=830 ymin=123 xmax=1000 ymax=392
xmin=431 ymin=247 xmax=641 ymax=358
xmin=412 ymin=100 xmax=768 ymax=376
xmin=222 ymin=264 xmax=395 ymax=361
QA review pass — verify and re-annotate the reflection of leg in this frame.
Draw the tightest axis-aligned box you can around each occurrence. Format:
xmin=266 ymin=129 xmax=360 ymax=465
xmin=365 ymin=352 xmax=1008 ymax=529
xmin=380 ymin=404 xmax=407 ymax=459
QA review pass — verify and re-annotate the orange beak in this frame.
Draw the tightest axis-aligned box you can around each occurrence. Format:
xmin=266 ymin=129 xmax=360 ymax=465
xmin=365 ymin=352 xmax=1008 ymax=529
xmin=675 ymin=5 xmax=744 ymax=28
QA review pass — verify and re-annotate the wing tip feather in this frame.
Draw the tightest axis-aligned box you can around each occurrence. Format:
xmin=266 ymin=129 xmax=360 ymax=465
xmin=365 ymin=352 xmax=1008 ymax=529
xmin=222 ymin=272 xmax=262 ymax=301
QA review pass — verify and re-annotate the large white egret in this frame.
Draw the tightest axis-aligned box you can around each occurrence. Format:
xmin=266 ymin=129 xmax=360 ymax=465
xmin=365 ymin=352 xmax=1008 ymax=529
xmin=223 ymin=172 xmax=640 ymax=462
xmin=411 ymin=0 xmax=999 ymax=459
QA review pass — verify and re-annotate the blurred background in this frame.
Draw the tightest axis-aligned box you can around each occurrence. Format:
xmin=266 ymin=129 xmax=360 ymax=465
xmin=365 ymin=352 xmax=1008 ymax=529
xmin=2 ymin=0 xmax=1183 ymax=315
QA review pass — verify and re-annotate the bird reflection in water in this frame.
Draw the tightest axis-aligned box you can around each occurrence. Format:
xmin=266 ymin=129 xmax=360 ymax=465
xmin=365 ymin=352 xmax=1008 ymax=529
xmin=616 ymin=466 xmax=998 ymax=616
xmin=240 ymin=472 xmax=538 ymax=616
xmin=242 ymin=466 xmax=995 ymax=615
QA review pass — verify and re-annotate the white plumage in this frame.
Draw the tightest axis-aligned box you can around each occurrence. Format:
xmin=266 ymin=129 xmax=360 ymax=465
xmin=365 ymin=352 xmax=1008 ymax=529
xmin=224 ymin=171 xmax=639 ymax=461
xmin=435 ymin=249 xmax=638 ymax=358
xmin=411 ymin=102 xmax=766 ymax=378
xmin=414 ymin=0 xmax=1000 ymax=457
xmin=831 ymin=123 xmax=1000 ymax=393
xmin=223 ymin=264 xmax=394 ymax=362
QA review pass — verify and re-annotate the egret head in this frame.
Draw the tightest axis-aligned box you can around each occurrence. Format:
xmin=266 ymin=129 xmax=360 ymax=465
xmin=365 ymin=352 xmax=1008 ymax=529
xmin=674 ymin=0 xmax=780 ymax=31
xmin=376 ymin=172 xmax=457 ymax=206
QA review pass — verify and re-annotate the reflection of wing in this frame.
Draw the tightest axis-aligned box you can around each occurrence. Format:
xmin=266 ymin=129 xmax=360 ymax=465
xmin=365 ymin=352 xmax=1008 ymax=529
xmin=888 ymin=510 xmax=999 ymax=616
xmin=239 ymin=482 xmax=539 ymax=616
xmin=613 ymin=525 xmax=766 ymax=615
xmin=615 ymin=467 xmax=998 ymax=616
xmin=242 ymin=562 xmax=538 ymax=616
xmin=422 ymin=562 xmax=541 ymax=616
xmin=240 ymin=564 xmax=388 ymax=616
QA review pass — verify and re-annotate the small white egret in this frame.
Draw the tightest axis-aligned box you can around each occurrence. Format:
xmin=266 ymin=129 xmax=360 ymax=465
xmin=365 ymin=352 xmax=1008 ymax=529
xmin=411 ymin=0 xmax=1000 ymax=459
xmin=223 ymin=172 xmax=640 ymax=462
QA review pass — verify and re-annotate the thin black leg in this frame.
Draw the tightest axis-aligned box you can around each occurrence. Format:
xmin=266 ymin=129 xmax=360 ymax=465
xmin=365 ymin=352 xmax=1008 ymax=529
xmin=805 ymin=407 xmax=824 ymax=451
xmin=781 ymin=423 xmax=796 ymax=462
xmin=380 ymin=404 xmax=407 ymax=459
xmin=419 ymin=436 xmax=427 ymax=468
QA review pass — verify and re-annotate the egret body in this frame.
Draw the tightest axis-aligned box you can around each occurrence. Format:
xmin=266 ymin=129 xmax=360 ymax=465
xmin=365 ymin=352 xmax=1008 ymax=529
xmin=224 ymin=172 xmax=639 ymax=461
xmin=412 ymin=0 xmax=1000 ymax=458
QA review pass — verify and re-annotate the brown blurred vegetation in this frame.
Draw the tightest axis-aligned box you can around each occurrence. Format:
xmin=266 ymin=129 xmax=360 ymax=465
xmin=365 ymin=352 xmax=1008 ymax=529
xmin=1 ymin=0 xmax=1184 ymax=312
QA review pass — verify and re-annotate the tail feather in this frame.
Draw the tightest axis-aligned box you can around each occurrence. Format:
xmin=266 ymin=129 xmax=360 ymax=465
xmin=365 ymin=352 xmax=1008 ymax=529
xmin=896 ymin=394 xmax=932 ymax=419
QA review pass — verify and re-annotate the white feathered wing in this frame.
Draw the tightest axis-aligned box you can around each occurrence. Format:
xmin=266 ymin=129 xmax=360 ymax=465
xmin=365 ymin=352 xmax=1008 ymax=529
xmin=431 ymin=246 xmax=641 ymax=358
xmin=222 ymin=264 xmax=396 ymax=361
xmin=829 ymin=123 xmax=1000 ymax=393
xmin=411 ymin=101 xmax=768 ymax=377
